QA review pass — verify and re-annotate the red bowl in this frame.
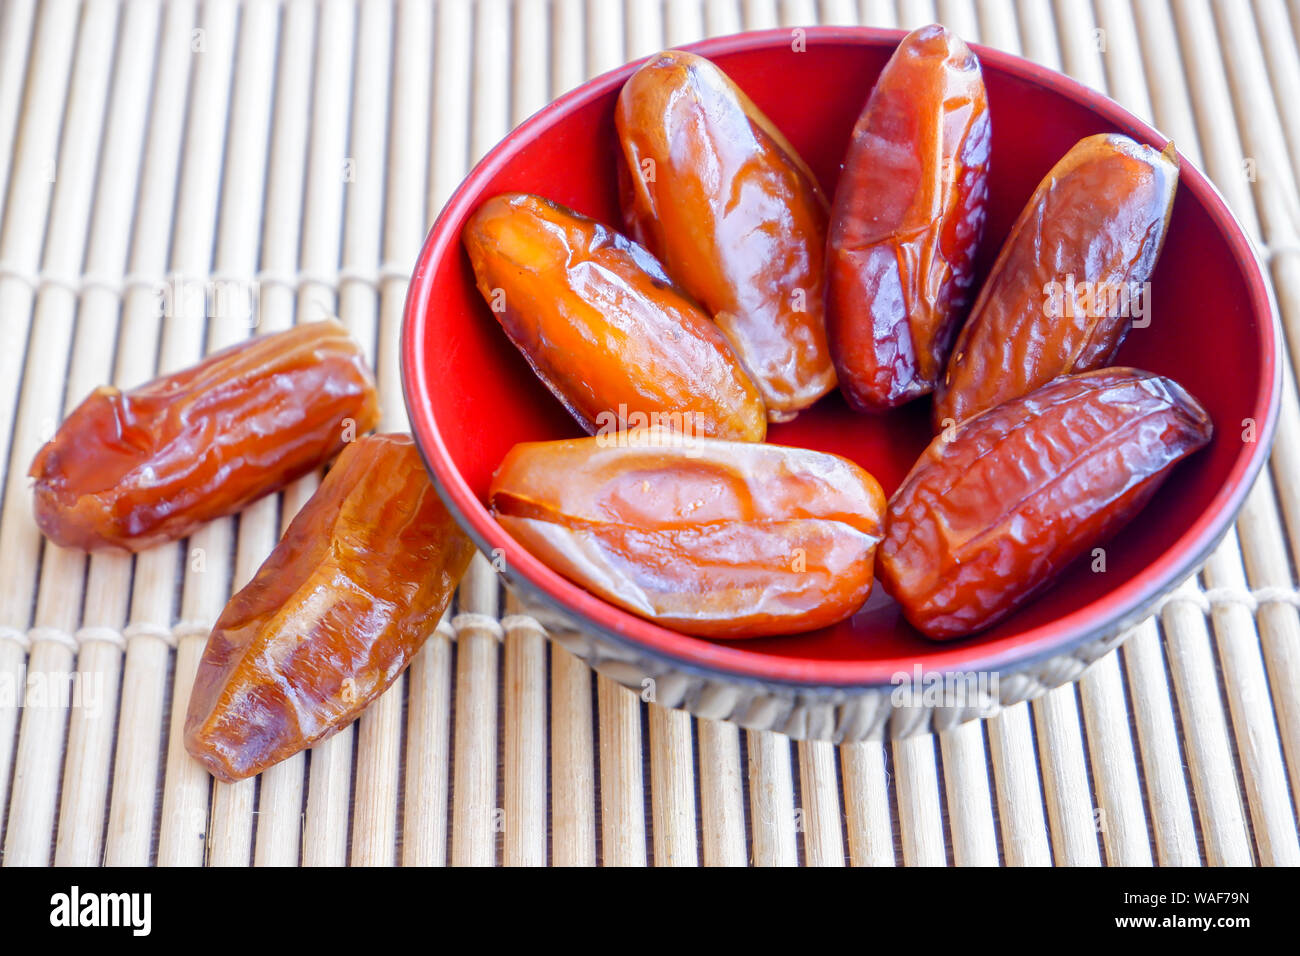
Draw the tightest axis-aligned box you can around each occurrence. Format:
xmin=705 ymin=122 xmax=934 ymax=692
xmin=402 ymin=27 xmax=1279 ymax=719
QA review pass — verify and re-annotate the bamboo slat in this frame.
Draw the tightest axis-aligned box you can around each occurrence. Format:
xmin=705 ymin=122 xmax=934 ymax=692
xmin=347 ymin=0 xmax=404 ymax=869
xmin=451 ymin=559 xmax=502 ymax=867
xmin=650 ymin=705 xmax=699 ymax=866
xmin=1033 ymin=686 xmax=1102 ymax=866
xmin=244 ymin=0 xmax=315 ymax=868
xmin=48 ymin=0 xmax=159 ymax=868
xmin=0 ymin=0 xmax=79 ymax=535
xmin=392 ymin=0 xmax=442 ymax=869
xmin=0 ymin=0 xmax=37 ymax=228
xmin=1220 ymin=0 xmax=1300 ymax=805
xmin=502 ymin=607 xmax=548 ymax=866
xmin=797 ymin=740 xmax=847 ymax=866
xmin=152 ymin=0 xmax=239 ymax=868
xmin=292 ymin=0 xmax=362 ymax=869
xmin=550 ymin=642 xmax=597 ymax=866
xmin=892 ymin=732 xmax=947 ymax=865
xmin=101 ymin=0 xmax=199 ymax=869
xmin=1121 ymin=620 xmax=1200 ymax=865
xmin=747 ymin=729 xmax=797 ymax=865
xmin=938 ymin=721 xmax=999 ymax=866
xmin=841 ymin=741 xmax=897 ymax=866
xmin=203 ymin=0 xmax=280 ymax=870
xmin=1169 ymin=0 xmax=1300 ymax=865
xmin=987 ymin=704 xmax=1052 ymax=865
xmin=599 ymin=677 xmax=648 ymax=866
xmin=4 ymin=0 xmax=121 ymax=868
xmin=698 ymin=719 xmax=747 ymax=866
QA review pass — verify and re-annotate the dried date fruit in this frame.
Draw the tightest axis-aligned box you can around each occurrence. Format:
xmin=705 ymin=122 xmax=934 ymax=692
xmin=616 ymin=51 xmax=836 ymax=421
xmin=827 ymin=24 xmax=990 ymax=412
xmin=185 ymin=433 xmax=474 ymax=782
xmin=879 ymin=368 xmax=1212 ymax=639
xmin=489 ymin=429 xmax=886 ymax=637
xmin=934 ymin=134 xmax=1179 ymax=429
xmin=463 ymin=192 xmax=766 ymax=442
xmin=30 ymin=319 xmax=380 ymax=552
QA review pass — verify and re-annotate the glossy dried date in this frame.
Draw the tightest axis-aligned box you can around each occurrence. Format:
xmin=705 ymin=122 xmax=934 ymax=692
xmin=464 ymin=192 xmax=766 ymax=442
xmin=827 ymin=24 xmax=990 ymax=412
xmin=616 ymin=51 xmax=836 ymax=421
xmin=489 ymin=430 xmax=886 ymax=637
xmin=185 ymin=433 xmax=474 ymax=782
xmin=879 ymin=368 xmax=1212 ymax=639
xmin=30 ymin=319 xmax=380 ymax=552
xmin=934 ymin=134 xmax=1179 ymax=428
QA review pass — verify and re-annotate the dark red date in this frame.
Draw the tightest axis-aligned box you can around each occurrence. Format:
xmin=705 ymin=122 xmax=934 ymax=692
xmin=30 ymin=320 xmax=380 ymax=552
xmin=934 ymin=134 xmax=1178 ymax=429
xmin=827 ymin=24 xmax=990 ymax=412
xmin=879 ymin=368 xmax=1211 ymax=639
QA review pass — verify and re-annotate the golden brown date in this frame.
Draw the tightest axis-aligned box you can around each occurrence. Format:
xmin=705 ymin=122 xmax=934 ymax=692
xmin=30 ymin=320 xmax=380 ymax=552
xmin=616 ymin=51 xmax=836 ymax=422
xmin=185 ymin=433 xmax=473 ymax=782
xmin=827 ymin=24 xmax=990 ymax=412
xmin=933 ymin=134 xmax=1179 ymax=429
xmin=879 ymin=368 xmax=1211 ymax=640
xmin=489 ymin=429 xmax=886 ymax=637
xmin=463 ymin=192 xmax=766 ymax=442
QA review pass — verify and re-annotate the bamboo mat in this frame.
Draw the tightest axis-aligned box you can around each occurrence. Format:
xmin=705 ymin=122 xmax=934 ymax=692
xmin=0 ymin=0 xmax=1298 ymax=867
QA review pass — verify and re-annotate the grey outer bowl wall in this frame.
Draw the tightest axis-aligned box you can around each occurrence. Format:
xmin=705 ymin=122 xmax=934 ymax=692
xmin=478 ymin=535 xmax=1218 ymax=743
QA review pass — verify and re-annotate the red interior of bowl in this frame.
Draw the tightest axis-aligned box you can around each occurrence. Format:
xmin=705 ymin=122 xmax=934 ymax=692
xmin=403 ymin=27 xmax=1279 ymax=686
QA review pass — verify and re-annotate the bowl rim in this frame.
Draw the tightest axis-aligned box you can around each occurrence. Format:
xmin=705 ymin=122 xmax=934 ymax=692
xmin=401 ymin=25 xmax=1282 ymax=689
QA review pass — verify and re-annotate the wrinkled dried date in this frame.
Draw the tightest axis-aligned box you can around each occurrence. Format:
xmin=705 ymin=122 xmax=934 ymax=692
xmin=616 ymin=50 xmax=836 ymax=421
xmin=185 ymin=434 xmax=474 ymax=782
xmin=489 ymin=429 xmax=886 ymax=637
xmin=934 ymin=134 xmax=1179 ymax=429
xmin=827 ymin=24 xmax=990 ymax=412
xmin=464 ymin=192 xmax=766 ymax=442
xmin=30 ymin=319 xmax=380 ymax=552
xmin=879 ymin=368 xmax=1212 ymax=639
